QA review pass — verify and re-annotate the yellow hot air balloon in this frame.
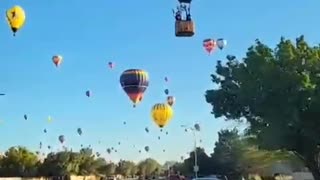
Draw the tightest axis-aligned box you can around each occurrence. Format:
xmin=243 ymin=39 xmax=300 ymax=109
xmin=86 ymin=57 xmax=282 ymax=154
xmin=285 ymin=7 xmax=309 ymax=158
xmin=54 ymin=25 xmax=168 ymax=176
xmin=6 ymin=5 xmax=26 ymax=36
xmin=151 ymin=103 xmax=173 ymax=128
xmin=47 ymin=116 xmax=52 ymax=123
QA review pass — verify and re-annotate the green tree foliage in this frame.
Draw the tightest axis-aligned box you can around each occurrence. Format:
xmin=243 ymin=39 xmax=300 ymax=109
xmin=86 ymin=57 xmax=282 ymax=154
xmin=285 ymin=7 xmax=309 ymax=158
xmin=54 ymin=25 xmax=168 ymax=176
xmin=0 ymin=146 xmax=163 ymax=177
xmin=116 ymin=160 xmax=137 ymax=177
xmin=0 ymin=134 xmax=301 ymax=178
xmin=138 ymin=158 xmax=162 ymax=176
xmin=173 ymin=129 xmax=302 ymax=179
xmin=205 ymin=36 xmax=320 ymax=178
xmin=0 ymin=146 xmax=40 ymax=177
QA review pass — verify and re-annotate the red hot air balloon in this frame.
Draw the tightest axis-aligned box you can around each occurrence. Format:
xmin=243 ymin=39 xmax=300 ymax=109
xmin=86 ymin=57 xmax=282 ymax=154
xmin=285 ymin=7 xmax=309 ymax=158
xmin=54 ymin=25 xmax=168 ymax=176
xmin=203 ymin=39 xmax=216 ymax=54
xmin=119 ymin=69 xmax=149 ymax=107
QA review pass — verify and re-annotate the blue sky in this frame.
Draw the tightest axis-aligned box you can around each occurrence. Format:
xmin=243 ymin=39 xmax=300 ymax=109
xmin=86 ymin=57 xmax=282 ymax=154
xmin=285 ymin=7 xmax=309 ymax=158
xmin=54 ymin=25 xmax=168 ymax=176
xmin=0 ymin=0 xmax=320 ymax=164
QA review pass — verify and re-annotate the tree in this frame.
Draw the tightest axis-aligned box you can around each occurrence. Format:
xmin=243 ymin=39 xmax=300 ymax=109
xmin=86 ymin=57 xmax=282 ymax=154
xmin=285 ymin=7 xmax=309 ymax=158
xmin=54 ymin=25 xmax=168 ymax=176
xmin=138 ymin=158 xmax=161 ymax=176
xmin=0 ymin=146 xmax=39 ymax=177
xmin=102 ymin=163 xmax=117 ymax=176
xmin=211 ymin=129 xmax=243 ymax=179
xmin=183 ymin=147 xmax=212 ymax=176
xmin=205 ymin=36 xmax=320 ymax=178
xmin=116 ymin=160 xmax=136 ymax=177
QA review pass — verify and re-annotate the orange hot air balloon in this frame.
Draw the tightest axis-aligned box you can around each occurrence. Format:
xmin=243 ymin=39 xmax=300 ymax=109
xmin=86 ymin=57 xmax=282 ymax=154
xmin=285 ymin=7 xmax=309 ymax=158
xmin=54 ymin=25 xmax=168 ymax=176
xmin=52 ymin=55 xmax=63 ymax=67
xmin=203 ymin=39 xmax=216 ymax=54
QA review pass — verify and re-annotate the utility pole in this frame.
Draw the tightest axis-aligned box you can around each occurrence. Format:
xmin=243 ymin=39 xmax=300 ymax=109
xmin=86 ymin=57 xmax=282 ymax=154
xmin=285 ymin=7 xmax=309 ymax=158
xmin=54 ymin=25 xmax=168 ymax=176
xmin=181 ymin=125 xmax=199 ymax=179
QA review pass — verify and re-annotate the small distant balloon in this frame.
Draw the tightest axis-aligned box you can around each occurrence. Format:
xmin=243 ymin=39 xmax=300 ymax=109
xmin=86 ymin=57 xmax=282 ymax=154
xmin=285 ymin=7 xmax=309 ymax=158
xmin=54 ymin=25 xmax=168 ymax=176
xmin=52 ymin=55 xmax=63 ymax=67
xmin=203 ymin=39 xmax=216 ymax=54
xmin=24 ymin=114 xmax=27 ymax=120
xmin=144 ymin=146 xmax=149 ymax=152
xmin=47 ymin=116 xmax=52 ymax=123
xmin=216 ymin=38 xmax=227 ymax=50
xmin=58 ymin=135 xmax=65 ymax=144
xmin=167 ymin=96 xmax=175 ymax=106
xmin=107 ymin=148 xmax=111 ymax=154
xmin=164 ymin=89 xmax=169 ymax=95
xmin=164 ymin=77 xmax=168 ymax=82
xmin=85 ymin=90 xmax=91 ymax=97
xmin=194 ymin=123 xmax=200 ymax=131
xmin=108 ymin=62 xmax=114 ymax=69
xmin=77 ymin=128 xmax=82 ymax=136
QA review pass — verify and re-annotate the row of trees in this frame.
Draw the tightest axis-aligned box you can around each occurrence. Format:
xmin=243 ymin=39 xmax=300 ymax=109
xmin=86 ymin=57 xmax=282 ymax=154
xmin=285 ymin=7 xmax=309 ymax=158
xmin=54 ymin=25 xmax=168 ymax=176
xmin=172 ymin=129 xmax=303 ymax=179
xmin=0 ymin=146 xmax=162 ymax=177
xmin=0 ymin=129 xmax=301 ymax=179
xmin=205 ymin=35 xmax=320 ymax=179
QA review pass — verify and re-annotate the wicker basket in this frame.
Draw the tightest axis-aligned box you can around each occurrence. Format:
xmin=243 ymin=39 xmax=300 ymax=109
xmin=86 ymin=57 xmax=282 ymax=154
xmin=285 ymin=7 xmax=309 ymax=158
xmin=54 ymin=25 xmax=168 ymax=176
xmin=175 ymin=20 xmax=195 ymax=37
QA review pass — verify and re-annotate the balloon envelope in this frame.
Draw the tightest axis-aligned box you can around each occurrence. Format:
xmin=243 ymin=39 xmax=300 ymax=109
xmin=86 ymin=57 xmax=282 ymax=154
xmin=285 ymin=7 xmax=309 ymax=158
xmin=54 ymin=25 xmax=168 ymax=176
xmin=6 ymin=5 xmax=26 ymax=36
xmin=151 ymin=103 xmax=174 ymax=128
xmin=203 ymin=39 xmax=216 ymax=54
xmin=119 ymin=69 xmax=149 ymax=107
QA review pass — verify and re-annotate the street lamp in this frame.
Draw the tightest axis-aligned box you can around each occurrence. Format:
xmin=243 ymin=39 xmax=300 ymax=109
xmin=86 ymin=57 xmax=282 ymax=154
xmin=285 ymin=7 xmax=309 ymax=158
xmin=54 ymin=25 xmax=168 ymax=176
xmin=181 ymin=125 xmax=199 ymax=179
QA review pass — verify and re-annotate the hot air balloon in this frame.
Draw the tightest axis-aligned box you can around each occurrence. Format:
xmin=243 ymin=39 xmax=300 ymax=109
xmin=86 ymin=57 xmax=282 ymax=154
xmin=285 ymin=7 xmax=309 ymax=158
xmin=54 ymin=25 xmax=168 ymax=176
xmin=139 ymin=150 xmax=141 ymax=153
xmin=107 ymin=148 xmax=111 ymax=154
xmin=77 ymin=128 xmax=82 ymax=135
xmin=216 ymin=38 xmax=227 ymax=50
xmin=39 ymin=142 xmax=42 ymax=149
xmin=151 ymin=103 xmax=174 ymax=128
xmin=118 ymin=142 xmax=121 ymax=145
xmin=48 ymin=145 xmax=51 ymax=149
xmin=24 ymin=114 xmax=27 ymax=120
xmin=123 ymin=121 xmax=126 ymax=125
xmin=158 ymin=136 xmax=161 ymax=140
xmin=43 ymin=129 xmax=47 ymax=133
xmin=144 ymin=146 xmax=149 ymax=152
xmin=119 ymin=69 xmax=149 ymax=107
xmin=166 ymin=131 xmax=169 ymax=135
xmin=85 ymin=90 xmax=91 ymax=97
xmin=145 ymin=127 xmax=149 ymax=133
xmin=163 ymin=149 xmax=166 ymax=152
xmin=164 ymin=89 xmax=169 ymax=95
xmin=52 ymin=55 xmax=63 ymax=67
xmin=164 ymin=77 xmax=169 ymax=82
xmin=167 ymin=96 xmax=175 ymax=106
xmin=47 ymin=116 xmax=52 ymax=123
xmin=203 ymin=39 xmax=216 ymax=54
xmin=194 ymin=123 xmax=200 ymax=131
xmin=108 ymin=62 xmax=114 ymax=69
xmin=174 ymin=0 xmax=194 ymax=37
xmin=6 ymin=5 xmax=26 ymax=36
xmin=58 ymin=135 xmax=65 ymax=144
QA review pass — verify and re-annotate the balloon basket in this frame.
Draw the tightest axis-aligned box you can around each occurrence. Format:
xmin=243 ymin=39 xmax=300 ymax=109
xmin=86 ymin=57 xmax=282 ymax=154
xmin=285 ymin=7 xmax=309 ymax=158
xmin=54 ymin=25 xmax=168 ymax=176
xmin=175 ymin=20 xmax=195 ymax=37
